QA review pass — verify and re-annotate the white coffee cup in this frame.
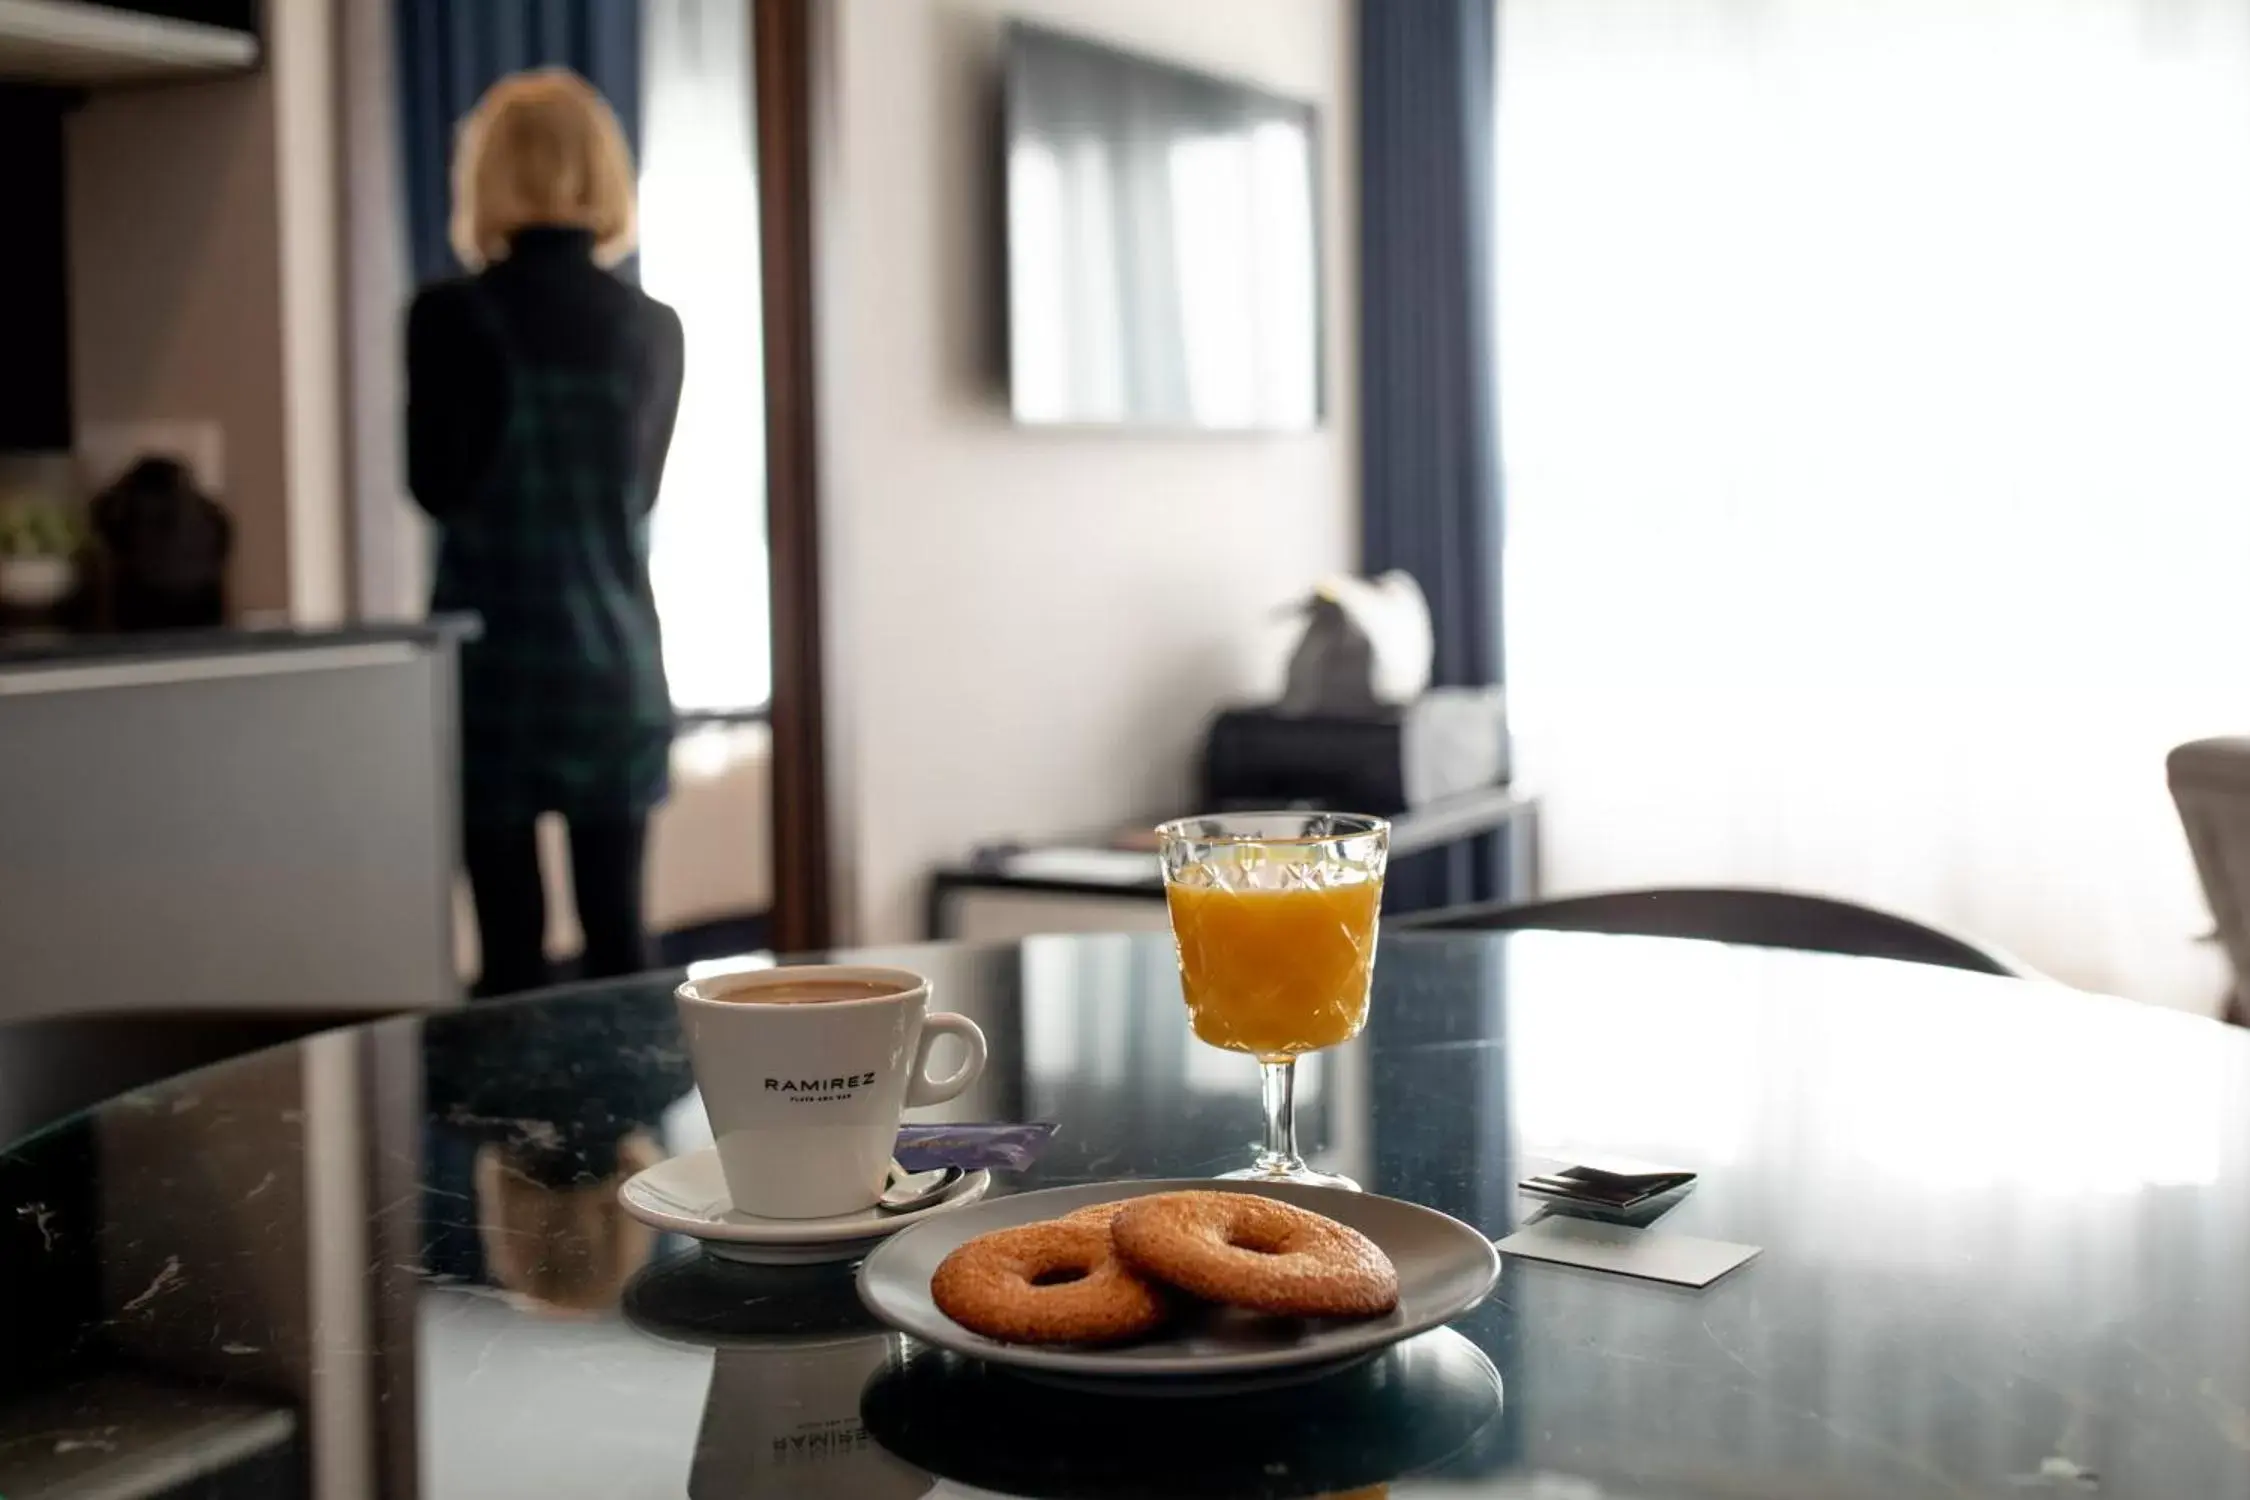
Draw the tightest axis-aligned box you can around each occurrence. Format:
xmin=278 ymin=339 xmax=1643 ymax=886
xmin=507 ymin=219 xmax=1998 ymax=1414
xmin=689 ymin=1334 xmax=929 ymax=1500
xmin=675 ymin=965 xmax=988 ymax=1220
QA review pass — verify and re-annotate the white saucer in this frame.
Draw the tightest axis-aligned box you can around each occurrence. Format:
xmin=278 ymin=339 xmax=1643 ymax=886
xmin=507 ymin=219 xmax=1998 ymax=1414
xmin=619 ymin=1147 xmax=993 ymax=1264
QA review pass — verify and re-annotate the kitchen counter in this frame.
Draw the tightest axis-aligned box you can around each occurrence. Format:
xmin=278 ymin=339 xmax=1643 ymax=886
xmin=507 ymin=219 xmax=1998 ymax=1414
xmin=0 ymin=616 xmax=477 ymax=672
xmin=0 ymin=620 xmax=466 ymax=1020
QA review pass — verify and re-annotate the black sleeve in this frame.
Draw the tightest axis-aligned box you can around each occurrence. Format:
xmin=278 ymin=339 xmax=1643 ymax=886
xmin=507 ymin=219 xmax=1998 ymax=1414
xmin=637 ymin=300 xmax=687 ymax=516
xmin=405 ymin=287 xmax=507 ymax=521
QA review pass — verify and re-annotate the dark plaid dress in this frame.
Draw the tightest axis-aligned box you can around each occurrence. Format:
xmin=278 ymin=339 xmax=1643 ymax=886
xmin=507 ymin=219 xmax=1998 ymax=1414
xmin=426 ymin=282 xmax=674 ymax=823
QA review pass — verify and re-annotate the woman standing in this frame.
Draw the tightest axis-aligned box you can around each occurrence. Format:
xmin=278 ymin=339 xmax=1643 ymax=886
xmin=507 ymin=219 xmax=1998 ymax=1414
xmin=407 ymin=69 xmax=684 ymax=996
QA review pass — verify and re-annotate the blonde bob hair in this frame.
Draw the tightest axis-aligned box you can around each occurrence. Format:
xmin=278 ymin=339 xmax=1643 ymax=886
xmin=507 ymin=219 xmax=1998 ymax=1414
xmin=450 ymin=68 xmax=636 ymax=271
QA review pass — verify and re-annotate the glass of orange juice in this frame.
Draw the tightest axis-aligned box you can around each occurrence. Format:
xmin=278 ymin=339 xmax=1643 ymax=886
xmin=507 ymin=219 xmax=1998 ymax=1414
xmin=1157 ymin=811 xmax=1390 ymax=1187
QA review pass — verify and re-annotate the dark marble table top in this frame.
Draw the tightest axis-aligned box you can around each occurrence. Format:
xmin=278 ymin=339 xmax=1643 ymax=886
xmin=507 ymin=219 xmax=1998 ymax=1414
xmin=1 ymin=931 xmax=2244 ymax=1499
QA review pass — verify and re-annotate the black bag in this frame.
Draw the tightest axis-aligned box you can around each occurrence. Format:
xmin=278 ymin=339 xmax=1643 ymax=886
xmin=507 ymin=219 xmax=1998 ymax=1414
xmin=91 ymin=458 xmax=232 ymax=630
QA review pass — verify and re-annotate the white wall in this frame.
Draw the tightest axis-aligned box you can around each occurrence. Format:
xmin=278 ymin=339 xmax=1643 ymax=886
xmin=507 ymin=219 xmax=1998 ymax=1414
xmin=271 ymin=0 xmax=349 ymax=625
xmin=66 ymin=0 xmax=348 ymax=623
xmin=817 ymin=0 xmax=1358 ymax=943
xmin=68 ymin=70 xmax=293 ymax=614
xmin=338 ymin=0 xmax=425 ymax=621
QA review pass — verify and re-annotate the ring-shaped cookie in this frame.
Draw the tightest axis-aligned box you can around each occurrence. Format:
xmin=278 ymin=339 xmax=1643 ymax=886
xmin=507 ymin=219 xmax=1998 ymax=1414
xmin=1110 ymin=1190 xmax=1399 ymax=1318
xmin=931 ymin=1218 xmax=1170 ymax=1345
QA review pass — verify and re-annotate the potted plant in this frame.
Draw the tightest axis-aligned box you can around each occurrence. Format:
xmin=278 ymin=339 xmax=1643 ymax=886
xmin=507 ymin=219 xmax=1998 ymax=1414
xmin=0 ymin=497 xmax=85 ymax=611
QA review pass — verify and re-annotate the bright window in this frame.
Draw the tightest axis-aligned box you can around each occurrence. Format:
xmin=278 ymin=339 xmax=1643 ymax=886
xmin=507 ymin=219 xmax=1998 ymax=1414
xmin=1497 ymin=0 xmax=2250 ymax=1008
xmin=640 ymin=0 xmax=769 ymax=714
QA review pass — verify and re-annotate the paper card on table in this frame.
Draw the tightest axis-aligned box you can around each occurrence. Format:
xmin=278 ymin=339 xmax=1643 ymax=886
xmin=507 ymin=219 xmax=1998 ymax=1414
xmin=1495 ymin=1215 xmax=1760 ymax=1288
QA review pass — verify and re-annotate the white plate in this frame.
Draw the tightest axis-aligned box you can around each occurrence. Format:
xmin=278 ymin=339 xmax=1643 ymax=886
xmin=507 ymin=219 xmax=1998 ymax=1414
xmin=856 ymin=1179 xmax=1500 ymax=1384
xmin=618 ymin=1146 xmax=992 ymax=1264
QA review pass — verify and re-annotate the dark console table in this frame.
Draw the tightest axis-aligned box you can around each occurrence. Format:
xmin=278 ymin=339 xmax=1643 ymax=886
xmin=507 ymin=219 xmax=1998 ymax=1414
xmin=928 ymin=787 xmax=1539 ymax=942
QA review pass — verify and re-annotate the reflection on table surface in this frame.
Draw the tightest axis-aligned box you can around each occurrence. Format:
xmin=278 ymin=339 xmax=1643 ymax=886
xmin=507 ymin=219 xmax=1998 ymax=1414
xmin=0 ymin=930 xmax=2244 ymax=1498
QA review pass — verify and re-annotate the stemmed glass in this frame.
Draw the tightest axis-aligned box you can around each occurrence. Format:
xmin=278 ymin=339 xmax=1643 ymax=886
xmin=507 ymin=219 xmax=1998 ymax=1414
xmin=1156 ymin=811 xmax=1390 ymax=1188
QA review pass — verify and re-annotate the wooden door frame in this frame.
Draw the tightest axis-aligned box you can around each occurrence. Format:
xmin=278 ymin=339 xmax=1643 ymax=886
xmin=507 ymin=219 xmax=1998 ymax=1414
xmin=753 ymin=0 xmax=833 ymax=953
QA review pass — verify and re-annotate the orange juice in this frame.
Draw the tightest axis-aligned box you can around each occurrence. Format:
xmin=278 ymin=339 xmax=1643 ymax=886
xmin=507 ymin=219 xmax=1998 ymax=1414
xmin=1166 ymin=876 xmax=1381 ymax=1060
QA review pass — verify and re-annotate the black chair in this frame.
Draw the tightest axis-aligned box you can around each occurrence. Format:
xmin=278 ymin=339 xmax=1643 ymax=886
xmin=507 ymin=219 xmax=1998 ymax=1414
xmin=2166 ymin=738 xmax=2250 ymax=1025
xmin=1395 ymin=885 xmax=2029 ymax=978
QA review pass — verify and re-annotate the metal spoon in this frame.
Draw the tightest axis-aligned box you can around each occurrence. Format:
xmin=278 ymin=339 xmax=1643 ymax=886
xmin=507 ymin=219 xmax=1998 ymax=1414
xmin=879 ymin=1161 xmax=964 ymax=1213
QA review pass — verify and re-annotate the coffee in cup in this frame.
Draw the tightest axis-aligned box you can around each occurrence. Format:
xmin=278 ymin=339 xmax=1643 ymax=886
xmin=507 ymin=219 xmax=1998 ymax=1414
xmin=675 ymin=965 xmax=987 ymax=1220
xmin=704 ymin=977 xmax=902 ymax=1005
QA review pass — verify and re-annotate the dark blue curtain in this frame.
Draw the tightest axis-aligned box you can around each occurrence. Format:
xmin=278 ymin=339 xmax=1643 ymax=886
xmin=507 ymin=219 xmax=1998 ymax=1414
xmin=1359 ymin=0 xmax=1503 ymax=690
xmin=393 ymin=0 xmax=644 ymax=288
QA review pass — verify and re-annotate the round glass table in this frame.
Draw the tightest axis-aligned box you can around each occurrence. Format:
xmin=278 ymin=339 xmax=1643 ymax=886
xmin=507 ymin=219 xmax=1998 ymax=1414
xmin=0 ymin=930 xmax=2243 ymax=1499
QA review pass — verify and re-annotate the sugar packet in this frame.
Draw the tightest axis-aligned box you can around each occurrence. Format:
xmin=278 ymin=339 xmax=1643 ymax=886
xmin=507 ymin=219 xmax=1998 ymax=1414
xmin=893 ymin=1121 xmax=1060 ymax=1173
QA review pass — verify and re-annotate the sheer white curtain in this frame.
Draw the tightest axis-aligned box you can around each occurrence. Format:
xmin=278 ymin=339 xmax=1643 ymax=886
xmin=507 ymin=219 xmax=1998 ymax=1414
xmin=640 ymin=0 xmax=768 ymax=712
xmin=1497 ymin=0 xmax=2250 ymax=1010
